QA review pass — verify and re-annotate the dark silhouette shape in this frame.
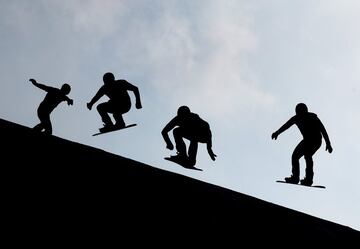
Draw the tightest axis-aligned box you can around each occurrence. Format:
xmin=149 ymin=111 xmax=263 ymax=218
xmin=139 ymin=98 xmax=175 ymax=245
xmin=30 ymin=78 xmax=73 ymax=135
xmin=164 ymin=156 xmax=203 ymax=171
xmin=272 ymin=103 xmax=333 ymax=186
xmin=92 ymin=123 xmax=137 ymax=136
xmin=276 ymin=180 xmax=325 ymax=189
xmin=1 ymin=118 xmax=359 ymax=244
xmin=162 ymin=106 xmax=217 ymax=168
xmin=87 ymin=72 xmax=142 ymax=133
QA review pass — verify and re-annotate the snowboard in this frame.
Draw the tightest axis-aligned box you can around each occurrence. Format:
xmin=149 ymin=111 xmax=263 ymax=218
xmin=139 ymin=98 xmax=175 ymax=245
xmin=276 ymin=180 xmax=325 ymax=189
xmin=93 ymin=124 xmax=137 ymax=136
xmin=164 ymin=156 xmax=202 ymax=171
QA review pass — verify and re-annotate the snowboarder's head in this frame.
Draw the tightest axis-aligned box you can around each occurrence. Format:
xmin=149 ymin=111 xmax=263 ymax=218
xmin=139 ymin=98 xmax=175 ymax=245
xmin=177 ymin=105 xmax=191 ymax=118
xmin=103 ymin=72 xmax=115 ymax=85
xmin=295 ymin=103 xmax=308 ymax=115
xmin=61 ymin=83 xmax=71 ymax=95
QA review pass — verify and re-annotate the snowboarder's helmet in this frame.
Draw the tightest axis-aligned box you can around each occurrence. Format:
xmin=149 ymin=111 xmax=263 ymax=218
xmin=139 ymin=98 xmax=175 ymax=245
xmin=103 ymin=72 xmax=115 ymax=84
xmin=177 ymin=105 xmax=190 ymax=117
xmin=295 ymin=103 xmax=308 ymax=115
xmin=61 ymin=83 xmax=71 ymax=95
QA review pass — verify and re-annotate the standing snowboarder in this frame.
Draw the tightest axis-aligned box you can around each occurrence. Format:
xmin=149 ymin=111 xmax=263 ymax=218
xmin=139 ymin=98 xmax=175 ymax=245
xmin=272 ymin=103 xmax=333 ymax=186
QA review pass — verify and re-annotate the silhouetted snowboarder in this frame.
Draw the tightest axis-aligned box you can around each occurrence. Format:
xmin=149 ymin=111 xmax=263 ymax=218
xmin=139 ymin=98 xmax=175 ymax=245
xmin=272 ymin=103 xmax=333 ymax=186
xmin=30 ymin=78 xmax=73 ymax=135
xmin=162 ymin=106 xmax=217 ymax=167
xmin=87 ymin=72 xmax=142 ymax=132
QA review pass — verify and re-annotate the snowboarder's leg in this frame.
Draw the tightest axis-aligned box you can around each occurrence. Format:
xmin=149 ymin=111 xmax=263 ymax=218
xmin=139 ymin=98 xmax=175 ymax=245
xmin=188 ymin=141 xmax=198 ymax=166
xmin=113 ymin=101 xmax=130 ymax=127
xmin=287 ymin=141 xmax=305 ymax=183
xmin=33 ymin=108 xmax=45 ymax=132
xmin=302 ymin=140 xmax=321 ymax=186
xmin=42 ymin=114 xmax=52 ymax=135
xmin=35 ymin=110 xmax=52 ymax=135
xmin=303 ymin=154 xmax=314 ymax=185
xmin=113 ymin=111 xmax=125 ymax=128
xmin=173 ymin=127 xmax=187 ymax=157
xmin=42 ymin=116 xmax=52 ymax=135
xmin=97 ymin=102 xmax=113 ymax=127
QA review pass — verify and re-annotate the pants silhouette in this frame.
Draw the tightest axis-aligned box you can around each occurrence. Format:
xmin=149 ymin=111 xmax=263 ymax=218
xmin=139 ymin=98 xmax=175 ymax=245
xmin=96 ymin=101 xmax=130 ymax=127
xmin=173 ymin=127 xmax=203 ymax=165
xmin=292 ymin=139 xmax=321 ymax=181
xmin=33 ymin=108 xmax=52 ymax=135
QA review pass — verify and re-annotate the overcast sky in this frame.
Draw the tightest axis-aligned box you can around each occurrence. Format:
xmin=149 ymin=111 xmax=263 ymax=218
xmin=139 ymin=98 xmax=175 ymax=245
xmin=0 ymin=0 xmax=359 ymax=231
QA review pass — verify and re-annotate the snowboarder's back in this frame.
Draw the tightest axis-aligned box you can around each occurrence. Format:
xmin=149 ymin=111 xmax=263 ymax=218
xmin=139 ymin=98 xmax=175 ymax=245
xmin=99 ymin=79 xmax=133 ymax=104
xmin=291 ymin=112 xmax=323 ymax=141
xmin=38 ymin=87 xmax=70 ymax=114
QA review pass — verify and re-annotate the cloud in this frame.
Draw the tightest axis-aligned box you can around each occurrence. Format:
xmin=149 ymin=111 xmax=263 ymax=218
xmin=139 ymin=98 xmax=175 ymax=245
xmin=107 ymin=0 xmax=275 ymax=118
xmin=1 ymin=1 xmax=274 ymax=120
xmin=55 ymin=1 xmax=274 ymax=116
xmin=51 ymin=0 xmax=126 ymax=39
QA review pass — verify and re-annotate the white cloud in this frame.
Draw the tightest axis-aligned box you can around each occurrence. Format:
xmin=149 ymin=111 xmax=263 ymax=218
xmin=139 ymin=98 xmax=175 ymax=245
xmin=105 ymin=0 xmax=275 ymax=118
xmin=53 ymin=0 xmax=126 ymax=38
xmin=1 ymin=1 xmax=274 ymax=120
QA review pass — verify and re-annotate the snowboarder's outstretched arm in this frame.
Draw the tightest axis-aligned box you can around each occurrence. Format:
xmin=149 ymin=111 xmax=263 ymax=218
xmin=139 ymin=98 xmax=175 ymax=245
xmin=29 ymin=79 xmax=54 ymax=92
xmin=161 ymin=117 xmax=177 ymax=150
xmin=272 ymin=117 xmax=295 ymax=140
xmin=124 ymin=81 xmax=142 ymax=109
xmin=319 ymin=119 xmax=333 ymax=153
xmin=87 ymin=86 xmax=105 ymax=110
xmin=206 ymin=133 xmax=217 ymax=161
xmin=64 ymin=95 xmax=74 ymax=106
